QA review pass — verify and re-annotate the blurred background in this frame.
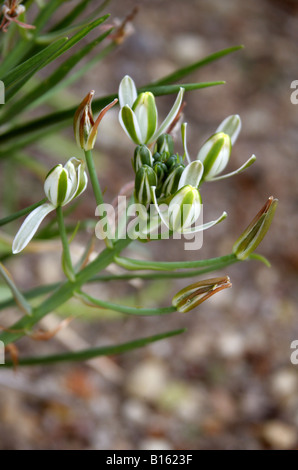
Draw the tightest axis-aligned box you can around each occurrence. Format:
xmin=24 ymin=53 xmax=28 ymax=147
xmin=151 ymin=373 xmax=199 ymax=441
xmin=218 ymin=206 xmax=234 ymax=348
xmin=0 ymin=0 xmax=298 ymax=450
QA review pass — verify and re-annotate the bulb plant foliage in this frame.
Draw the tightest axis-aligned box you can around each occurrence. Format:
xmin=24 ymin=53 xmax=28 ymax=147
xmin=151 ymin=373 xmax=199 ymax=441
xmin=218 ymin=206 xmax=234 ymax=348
xmin=0 ymin=1 xmax=277 ymax=367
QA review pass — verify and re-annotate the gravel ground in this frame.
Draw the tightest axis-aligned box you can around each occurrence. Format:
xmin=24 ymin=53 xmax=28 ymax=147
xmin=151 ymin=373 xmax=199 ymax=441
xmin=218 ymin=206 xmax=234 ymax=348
xmin=0 ymin=0 xmax=298 ymax=450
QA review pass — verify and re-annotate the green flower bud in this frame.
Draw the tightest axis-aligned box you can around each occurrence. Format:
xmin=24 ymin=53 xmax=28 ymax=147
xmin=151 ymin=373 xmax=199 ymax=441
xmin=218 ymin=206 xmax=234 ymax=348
xmin=153 ymin=161 xmax=167 ymax=186
xmin=168 ymin=185 xmax=202 ymax=232
xmin=135 ymin=164 xmax=157 ymax=206
xmin=162 ymin=164 xmax=184 ymax=197
xmin=232 ymin=196 xmax=278 ymax=260
xmin=44 ymin=157 xmax=88 ymax=207
xmin=166 ymin=154 xmax=183 ymax=171
xmin=172 ymin=277 xmax=232 ymax=313
xmin=154 ymin=134 xmax=174 ymax=155
xmin=197 ymin=132 xmax=231 ymax=181
xmin=74 ymin=91 xmax=117 ymax=150
xmin=133 ymin=145 xmax=153 ymax=172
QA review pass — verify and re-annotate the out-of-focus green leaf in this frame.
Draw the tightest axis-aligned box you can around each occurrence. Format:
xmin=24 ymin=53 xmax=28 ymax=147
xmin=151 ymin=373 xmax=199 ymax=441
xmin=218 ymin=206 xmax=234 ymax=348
xmin=1 ymin=26 xmax=112 ymax=121
xmin=2 ymin=14 xmax=109 ymax=103
xmin=0 ymin=199 xmax=47 ymax=228
xmin=0 ymin=0 xmax=65 ymax=75
xmin=148 ymin=45 xmax=244 ymax=86
xmin=0 ymin=81 xmax=224 ymax=153
xmin=2 ymin=328 xmax=186 ymax=366
xmin=2 ymin=38 xmax=68 ymax=101
xmin=50 ymin=0 xmax=93 ymax=32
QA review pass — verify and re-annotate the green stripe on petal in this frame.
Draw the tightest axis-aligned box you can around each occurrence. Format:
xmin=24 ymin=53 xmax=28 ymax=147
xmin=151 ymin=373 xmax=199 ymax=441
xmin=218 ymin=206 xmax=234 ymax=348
xmin=57 ymin=169 xmax=68 ymax=206
xmin=119 ymin=106 xmax=143 ymax=144
xmin=132 ymin=92 xmax=157 ymax=143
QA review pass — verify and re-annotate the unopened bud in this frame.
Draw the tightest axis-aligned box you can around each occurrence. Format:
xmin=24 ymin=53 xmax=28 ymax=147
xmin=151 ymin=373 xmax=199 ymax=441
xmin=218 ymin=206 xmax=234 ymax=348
xmin=232 ymin=196 xmax=278 ymax=260
xmin=74 ymin=91 xmax=117 ymax=150
xmin=134 ymin=164 xmax=157 ymax=206
xmin=172 ymin=276 xmax=232 ymax=313
xmin=133 ymin=145 xmax=153 ymax=172
xmin=154 ymin=134 xmax=174 ymax=155
xmin=162 ymin=164 xmax=184 ymax=197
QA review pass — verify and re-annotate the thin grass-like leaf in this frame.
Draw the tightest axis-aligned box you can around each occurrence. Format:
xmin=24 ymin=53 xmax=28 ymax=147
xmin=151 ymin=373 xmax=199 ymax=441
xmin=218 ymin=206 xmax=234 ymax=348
xmin=2 ymin=38 xmax=68 ymax=101
xmin=148 ymin=45 xmax=244 ymax=86
xmin=2 ymin=329 xmax=186 ymax=366
xmin=0 ymin=82 xmax=224 ymax=153
xmin=1 ymin=27 xmax=112 ymax=121
xmin=0 ymin=0 xmax=65 ymax=75
xmin=2 ymin=15 xmax=109 ymax=102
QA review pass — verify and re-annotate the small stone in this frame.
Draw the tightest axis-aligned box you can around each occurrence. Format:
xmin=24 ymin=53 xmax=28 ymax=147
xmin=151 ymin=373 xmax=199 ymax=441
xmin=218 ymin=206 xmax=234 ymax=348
xmin=169 ymin=34 xmax=208 ymax=64
xmin=261 ymin=421 xmax=297 ymax=449
xmin=122 ymin=399 xmax=148 ymax=425
xmin=126 ymin=359 xmax=168 ymax=402
xmin=270 ymin=369 xmax=298 ymax=400
xmin=139 ymin=438 xmax=172 ymax=451
xmin=216 ymin=331 xmax=245 ymax=359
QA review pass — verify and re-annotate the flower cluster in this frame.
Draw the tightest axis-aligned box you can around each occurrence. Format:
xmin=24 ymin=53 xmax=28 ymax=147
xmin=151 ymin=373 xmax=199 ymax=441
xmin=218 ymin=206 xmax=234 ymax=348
xmin=118 ymin=76 xmax=259 ymax=236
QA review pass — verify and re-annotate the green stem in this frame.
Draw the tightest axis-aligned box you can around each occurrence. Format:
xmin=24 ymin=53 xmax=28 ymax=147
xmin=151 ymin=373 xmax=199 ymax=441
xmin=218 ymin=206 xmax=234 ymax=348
xmin=76 ymin=290 xmax=176 ymax=316
xmin=0 ymin=198 xmax=47 ymax=227
xmin=84 ymin=149 xmax=113 ymax=248
xmin=115 ymin=253 xmax=237 ymax=271
xmin=0 ymin=263 xmax=32 ymax=316
xmin=56 ymin=206 xmax=75 ymax=282
xmin=0 ymin=256 xmax=240 ymax=313
xmin=0 ymin=238 xmax=131 ymax=345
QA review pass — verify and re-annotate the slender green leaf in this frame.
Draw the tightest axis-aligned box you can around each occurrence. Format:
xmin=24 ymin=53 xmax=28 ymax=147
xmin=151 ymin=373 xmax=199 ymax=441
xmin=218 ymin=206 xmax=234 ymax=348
xmin=0 ymin=0 xmax=65 ymax=75
xmin=0 ymin=82 xmax=224 ymax=153
xmin=0 ymin=263 xmax=32 ymax=315
xmin=2 ymin=15 xmax=109 ymax=102
xmin=0 ymin=199 xmax=47 ymax=227
xmin=2 ymin=328 xmax=186 ymax=367
xmin=49 ymin=0 xmax=93 ymax=33
xmin=1 ymin=27 xmax=112 ymax=121
xmin=148 ymin=45 xmax=244 ymax=86
xmin=50 ymin=0 xmax=111 ymax=33
xmin=2 ymin=38 xmax=68 ymax=101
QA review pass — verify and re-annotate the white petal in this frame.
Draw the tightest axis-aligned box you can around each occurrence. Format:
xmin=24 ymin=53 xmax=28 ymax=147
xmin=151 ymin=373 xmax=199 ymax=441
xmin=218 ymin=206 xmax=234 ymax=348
xmin=118 ymin=75 xmax=138 ymax=108
xmin=209 ymin=155 xmax=256 ymax=182
xmin=181 ymin=122 xmax=191 ymax=164
xmin=178 ymin=211 xmax=227 ymax=234
xmin=178 ymin=161 xmax=204 ymax=189
xmin=12 ymin=203 xmax=55 ymax=254
xmin=149 ymin=87 xmax=185 ymax=143
xmin=216 ymin=114 xmax=241 ymax=146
